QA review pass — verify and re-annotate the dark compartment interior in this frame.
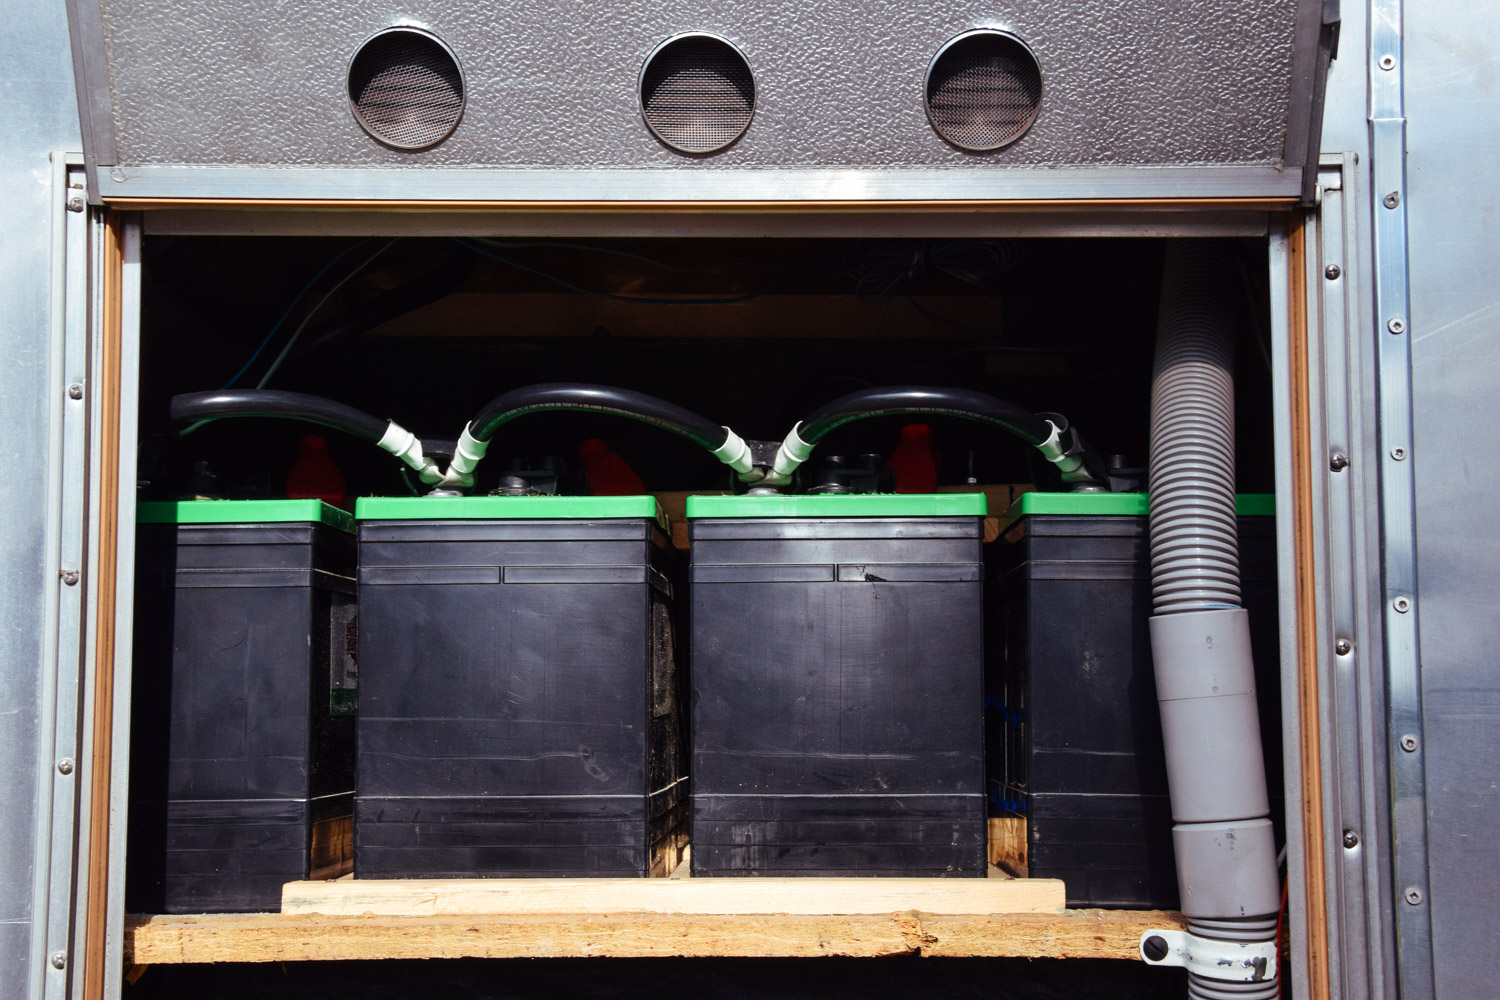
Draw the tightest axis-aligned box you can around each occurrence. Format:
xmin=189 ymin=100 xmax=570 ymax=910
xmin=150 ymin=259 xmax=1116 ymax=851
xmin=135 ymin=235 xmax=1277 ymax=503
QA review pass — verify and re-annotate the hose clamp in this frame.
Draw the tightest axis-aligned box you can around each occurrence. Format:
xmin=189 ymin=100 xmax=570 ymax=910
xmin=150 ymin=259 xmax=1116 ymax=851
xmin=1138 ymin=929 xmax=1277 ymax=984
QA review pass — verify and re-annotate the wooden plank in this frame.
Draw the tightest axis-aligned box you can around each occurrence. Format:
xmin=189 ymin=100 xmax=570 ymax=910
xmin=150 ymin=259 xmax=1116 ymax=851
xmin=1286 ymin=214 xmax=1331 ymax=1000
xmin=83 ymin=215 xmax=126 ymax=1000
xmin=281 ymin=875 xmax=1066 ymax=917
xmin=125 ymin=909 xmax=1185 ymax=964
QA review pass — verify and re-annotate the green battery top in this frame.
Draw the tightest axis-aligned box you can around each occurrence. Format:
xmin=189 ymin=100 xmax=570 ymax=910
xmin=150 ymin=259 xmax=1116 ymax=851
xmin=995 ymin=491 xmax=1275 ymax=534
xmin=136 ymin=498 xmax=354 ymax=533
xmin=355 ymin=494 xmax=666 ymax=529
xmin=684 ymin=493 xmax=987 ymax=519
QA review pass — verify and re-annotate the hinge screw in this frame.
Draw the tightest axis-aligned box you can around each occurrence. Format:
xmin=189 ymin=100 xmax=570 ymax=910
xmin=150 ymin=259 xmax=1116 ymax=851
xmin=1404 ymin=887 xmax=1423 ymax=906
xmin=66 ymin=195 xmax=85 ymax=213
xmin=1324 ymin=264 xmax=1342 ymax=280
xmin=68 ymin=383 xmax=83 ymax=400
xmin=1400 ymin=734 xmax=1420 ymax=753
xmin=1329 ymin=452 xmax=1348 ymax=472
xmin=50 ymin=952 xmax=66 ymax=970
xmin=1336 ymin=639 xmax=1352 ymax=656
xmin=57 ymin=758 xmax=73 ymax=775
xmin=1393 ymin=596 xmax=1411 ymax=613
xmin=61 ymin=571 xmax=79 ymax=586
xmin=1387 ymin=316 xmax=1407 ymax=334
xmin=1343 ymin=830 xmax=1360 ymax=849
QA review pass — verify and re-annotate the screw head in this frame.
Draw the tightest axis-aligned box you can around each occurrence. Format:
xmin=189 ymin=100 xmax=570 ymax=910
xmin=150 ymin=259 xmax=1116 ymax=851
xmin=1344 ymin=830 xmax=1360 ymax=849
xmin=1383 ymin=191 xmax=1401 ymax=209
xmin=1391 ymin=446 xmax=1407 ymax=461
xmin=1324 ymin=264 xmax=1342 ymax=280
xmin=1401 ymin=734 xmax=1420 ymax=753
xmin=1380 ymin=54 xmax=1398 ymax=71
xmin=66 ymin=195 xmax=85 ymax=213
xmin=57 ymin=758 xmax=73 ymax=775
xmin=68 ymin=383 xmax=83 ymax=400
xmin=1404 ymin=887 xmax=1423 ymax=906
xmin=1142 ymin=935 xmax=1170 ymax=962
xmin=1330 ymin=452 xmax=1349 ymax=472
xmin=1336 ymin=639 xmax=1352 ymax=656
xmin=1394 ymin=596 xmax=1411 ymax=613
xmin=1387 ymin=316 xmax=1407 ymax=334
xmin=50 ymin=952 xmax=66 ymax=970
xmin=61 ymin=571 xmax=79 ymax=587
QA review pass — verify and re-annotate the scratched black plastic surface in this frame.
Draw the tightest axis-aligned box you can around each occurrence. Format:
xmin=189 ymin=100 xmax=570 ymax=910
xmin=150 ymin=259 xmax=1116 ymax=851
xmin=128 ymin=522 xmax=356 ymax=913
xmin=690 ymin=516 xmax=986 ymax=876
xmin=354 ymin=519 xmax=683 ymax=877
xmin=991 ymin=514 xmax=1283 ymax=908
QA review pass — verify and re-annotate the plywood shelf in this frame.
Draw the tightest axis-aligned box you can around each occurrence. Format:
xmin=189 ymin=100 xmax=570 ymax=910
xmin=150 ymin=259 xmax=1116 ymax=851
xmin=124 ymin=875 xmax=1184 ymax=964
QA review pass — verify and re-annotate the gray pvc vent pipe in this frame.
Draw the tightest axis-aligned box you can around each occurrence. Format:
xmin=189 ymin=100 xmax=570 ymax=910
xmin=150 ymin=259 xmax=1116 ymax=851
xmin=1148 ymin=241 xmax=1281 ymax=999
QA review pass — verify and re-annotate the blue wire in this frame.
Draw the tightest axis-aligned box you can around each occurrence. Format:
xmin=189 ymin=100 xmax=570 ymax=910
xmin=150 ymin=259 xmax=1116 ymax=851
xmin=452 ymin=238 xmax=779 ymax=305
xmin=222 ymin=239 xmax=375 ymax=388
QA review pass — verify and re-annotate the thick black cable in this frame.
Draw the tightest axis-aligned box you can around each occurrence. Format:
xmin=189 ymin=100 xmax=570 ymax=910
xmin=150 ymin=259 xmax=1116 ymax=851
xmin=798 ymin=386 xmax=1055 ymax=447
xmin=170 ymin=390 xmax=390 ymax=443
xmin=469 ymin=383 xmax=726 ymax=450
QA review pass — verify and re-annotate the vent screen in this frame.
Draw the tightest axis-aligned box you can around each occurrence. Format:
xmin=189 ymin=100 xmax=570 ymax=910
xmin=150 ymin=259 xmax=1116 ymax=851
xmin=640 ymin=33 xmax=755 ymax=154
xmin=925 ymin=30 xmax=1042 ymax=152
xmin=347 ymin=27 xmax=464 ymax=150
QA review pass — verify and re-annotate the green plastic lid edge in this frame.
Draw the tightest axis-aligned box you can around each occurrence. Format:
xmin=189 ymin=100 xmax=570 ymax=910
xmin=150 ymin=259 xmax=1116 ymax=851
xmin=685 ymin=492 xmax=987 ymax=519
xmin=137 ymin=499 xmax=354 ymax=533
xmin=996 ymin=491 xmax=1276 ymax=534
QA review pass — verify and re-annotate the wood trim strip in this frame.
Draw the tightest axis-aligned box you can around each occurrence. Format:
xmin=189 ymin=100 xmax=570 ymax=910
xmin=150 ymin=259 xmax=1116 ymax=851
xmin=124 ymin=909 xmax=1187 ymax=964
xmin=103 ymin=197 xmax=1295 ymax=213
xmin=82 ymin=213 xmax=125 ymax=1000
xmin=1288 ymin=213 xmax=1331 ymax=1000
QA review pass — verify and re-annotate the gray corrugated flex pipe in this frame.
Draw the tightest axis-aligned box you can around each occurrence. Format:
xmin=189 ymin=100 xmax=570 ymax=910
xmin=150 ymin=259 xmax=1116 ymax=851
xmin=1142 ymin=242 xmax=1280 ymax=998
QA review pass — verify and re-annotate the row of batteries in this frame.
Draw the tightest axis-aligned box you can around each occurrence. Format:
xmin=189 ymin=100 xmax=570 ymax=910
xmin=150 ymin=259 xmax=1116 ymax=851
xmin=127 ymin=488 xmax=1278 ymax=915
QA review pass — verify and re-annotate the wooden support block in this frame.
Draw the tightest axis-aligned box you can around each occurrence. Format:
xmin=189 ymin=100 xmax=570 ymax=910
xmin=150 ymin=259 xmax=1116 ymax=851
xmin=124 ymin=908 xmax=1186 ymax=964
xmin=988 ymin=816 xmax=1028 ymax=877
xmin=280 ymin=875 xmax=1066 ymax=917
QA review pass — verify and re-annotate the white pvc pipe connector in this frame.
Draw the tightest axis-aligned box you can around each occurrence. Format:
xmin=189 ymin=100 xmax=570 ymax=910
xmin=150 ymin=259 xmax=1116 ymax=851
xmin=376 ymin=420 xmax=443 ymax=485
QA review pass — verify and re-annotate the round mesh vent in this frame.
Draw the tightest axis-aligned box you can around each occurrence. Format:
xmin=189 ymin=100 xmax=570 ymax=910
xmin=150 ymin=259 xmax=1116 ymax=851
xmin=639 ymin=33 xmax=755 ymax=155
xmin=347 ymin=27 xmax=465 ymax=150
xmin=925 ymin=29 xmax=1042 ymax=152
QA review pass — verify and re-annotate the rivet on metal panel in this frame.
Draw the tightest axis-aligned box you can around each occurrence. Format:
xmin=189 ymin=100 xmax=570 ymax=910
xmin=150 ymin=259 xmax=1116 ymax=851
xmin=1324 ymin=264 xmax=1342 ymax=280
xmin=1383 ymin=191 xmax=1401 ymax=209
xmin=50 ymin=952 xmax=65 ymax=970
xmin=1343 ymin=830 xmax=1360 ymax=849
xmin=1393 ymin=596 xmax=1411 ymax=613
xmin=61 ymin=570 xmax=79 ymax=586
xmin=1330 ymin=452 xmax=1349 ymax=472
xmin=1379 ymin=54 xmax=1397 ymax=71
xmin=1387 ymin=316 xmax=1406 ymax=334
xmin=1404 ymin=887 xmax=1423 ymax=906
xmin=67 ymin=383 xmax=83 ymax=399
xmin=1391 ymin=446 xmax=1407 ymax=461
xmin=57 ymin=758 xmax=73 ymax=775
xmin=1336 ymin=639 xmax=1352 ymax=656
xmin=1400 ymin=734 xmax=1420 ymax=753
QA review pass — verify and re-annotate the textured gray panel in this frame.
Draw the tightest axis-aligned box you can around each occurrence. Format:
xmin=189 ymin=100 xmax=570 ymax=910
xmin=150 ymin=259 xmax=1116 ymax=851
xmin=1405 ymin=5 xmax=1500 ymax=997
xmin=97 ymin=0 xmax=1300 ymax=170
